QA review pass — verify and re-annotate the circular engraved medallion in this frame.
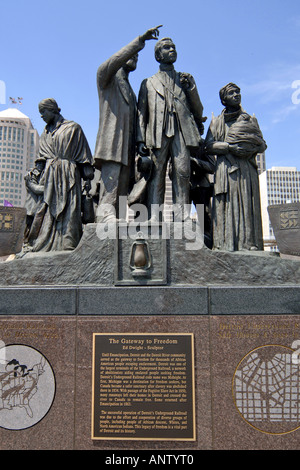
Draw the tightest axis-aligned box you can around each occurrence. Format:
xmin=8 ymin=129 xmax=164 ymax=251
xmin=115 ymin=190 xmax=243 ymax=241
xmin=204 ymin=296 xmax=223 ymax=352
xmin=232 ymin=345 xmax=300 ymax=435
xmin=0 ymin=344 xmax=56 ymax=430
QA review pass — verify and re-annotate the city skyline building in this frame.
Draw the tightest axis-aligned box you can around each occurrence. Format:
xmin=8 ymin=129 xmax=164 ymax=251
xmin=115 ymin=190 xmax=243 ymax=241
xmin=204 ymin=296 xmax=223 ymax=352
xmin=259 ymin=166 xmax=300 ymax=250
xmin=0 ymin=108 xmax=39 ymax=207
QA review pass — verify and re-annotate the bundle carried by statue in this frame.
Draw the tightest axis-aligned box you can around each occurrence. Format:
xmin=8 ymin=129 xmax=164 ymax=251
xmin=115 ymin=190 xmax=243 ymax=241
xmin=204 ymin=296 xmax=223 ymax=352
xmin=225 ymin=112 xmax=266 ymax=157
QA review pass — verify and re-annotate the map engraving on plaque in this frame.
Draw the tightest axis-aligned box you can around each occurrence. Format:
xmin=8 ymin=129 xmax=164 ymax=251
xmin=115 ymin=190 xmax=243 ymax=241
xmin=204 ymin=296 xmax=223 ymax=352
xmin=92 ymin=333 xmax=195 ymax=441
xmin=232 ymin=344 xmax=300 ymax=435
xmin=0 ymin=344 xmax=56 ymax=430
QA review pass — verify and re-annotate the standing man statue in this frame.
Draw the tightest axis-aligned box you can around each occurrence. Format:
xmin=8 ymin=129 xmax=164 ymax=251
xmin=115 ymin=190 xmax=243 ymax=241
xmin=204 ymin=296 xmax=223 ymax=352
xmin=136 ymin=37 xmax=205 ymax=222
xmin=94 ymin=26 xmax=162 ymax=223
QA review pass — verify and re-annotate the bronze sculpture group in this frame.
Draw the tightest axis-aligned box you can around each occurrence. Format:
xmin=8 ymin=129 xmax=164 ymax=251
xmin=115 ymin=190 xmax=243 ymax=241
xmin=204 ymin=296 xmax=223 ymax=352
xmin=23 ymin=26 xmax=267 ymax=255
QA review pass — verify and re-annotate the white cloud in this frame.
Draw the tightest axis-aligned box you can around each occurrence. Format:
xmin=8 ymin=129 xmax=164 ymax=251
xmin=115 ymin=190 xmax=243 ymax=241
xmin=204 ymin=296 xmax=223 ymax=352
xmin=271 ymin=104 xmax=299 ymax=124
xmin=241 ymin=63 xmax=300 ymax=105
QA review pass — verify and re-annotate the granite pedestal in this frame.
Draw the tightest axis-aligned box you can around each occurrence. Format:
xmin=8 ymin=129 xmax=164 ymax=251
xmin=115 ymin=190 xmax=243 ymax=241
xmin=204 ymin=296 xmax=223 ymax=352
xmin=0 ymin=223 xmax=299 ymax=450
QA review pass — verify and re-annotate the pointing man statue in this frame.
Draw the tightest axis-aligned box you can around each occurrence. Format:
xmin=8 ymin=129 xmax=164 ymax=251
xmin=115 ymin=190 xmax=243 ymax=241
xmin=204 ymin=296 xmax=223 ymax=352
xmin=136 ymin=37 xmax=205 ymax=222
xmin=94 ymin=25 xmax=162 ymax=223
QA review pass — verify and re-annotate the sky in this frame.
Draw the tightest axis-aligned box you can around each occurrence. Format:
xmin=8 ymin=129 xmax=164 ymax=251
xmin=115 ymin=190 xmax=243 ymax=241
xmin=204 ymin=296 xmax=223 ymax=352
xmin=0 ymin=0 xmax=300 ymax=170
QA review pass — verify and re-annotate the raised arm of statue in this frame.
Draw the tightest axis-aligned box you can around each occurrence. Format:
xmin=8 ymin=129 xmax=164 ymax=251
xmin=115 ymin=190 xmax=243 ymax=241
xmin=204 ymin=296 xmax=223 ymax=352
xmin=97 ymin=37 xmax=145 ymax=88
xmin=97 ymin=26 xmax=162 ymax=88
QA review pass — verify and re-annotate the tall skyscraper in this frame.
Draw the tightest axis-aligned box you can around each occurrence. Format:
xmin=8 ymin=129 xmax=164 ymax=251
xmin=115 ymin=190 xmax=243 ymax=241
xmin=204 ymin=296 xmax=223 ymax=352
xmin=0 ymin=108 xmax=39 ymax=207
xmin=259 ymin=166 xmax=300 ymax=250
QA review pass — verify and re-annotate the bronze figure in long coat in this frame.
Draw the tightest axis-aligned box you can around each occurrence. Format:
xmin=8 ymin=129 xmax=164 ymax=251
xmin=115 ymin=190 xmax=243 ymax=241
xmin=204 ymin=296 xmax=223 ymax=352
xmin=136 ymin=37 xmax=205 ymax=222
xmin=93 ymin=26 xmax=162 ymax=222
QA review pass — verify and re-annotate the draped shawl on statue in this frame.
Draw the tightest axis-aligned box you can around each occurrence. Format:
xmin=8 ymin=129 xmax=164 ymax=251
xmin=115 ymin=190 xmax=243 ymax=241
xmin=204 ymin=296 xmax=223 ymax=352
xmin=207 ymin=109 xmax=266 ymax=196
xmin=31 ymin=117 xmax=92 ymax=252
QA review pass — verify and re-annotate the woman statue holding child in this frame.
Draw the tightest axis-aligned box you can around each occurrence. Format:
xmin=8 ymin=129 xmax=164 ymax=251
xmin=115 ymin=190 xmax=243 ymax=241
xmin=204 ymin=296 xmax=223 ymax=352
xmin=205 ymin=83 xmax=267 ymax=252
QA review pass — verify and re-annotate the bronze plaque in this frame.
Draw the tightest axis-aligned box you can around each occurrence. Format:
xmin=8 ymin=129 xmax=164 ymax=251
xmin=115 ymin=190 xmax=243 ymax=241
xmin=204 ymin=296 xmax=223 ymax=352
xmin=92 ymin=333 xmax=195 ymax=441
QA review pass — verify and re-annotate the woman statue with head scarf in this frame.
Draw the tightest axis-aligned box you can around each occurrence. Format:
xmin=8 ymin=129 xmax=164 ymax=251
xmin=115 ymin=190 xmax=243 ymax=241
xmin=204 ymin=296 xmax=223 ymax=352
xmin=27 ymin=98 xmax=94 ymax=252
xmin=205 ymin=83 xmax=267 ymax=252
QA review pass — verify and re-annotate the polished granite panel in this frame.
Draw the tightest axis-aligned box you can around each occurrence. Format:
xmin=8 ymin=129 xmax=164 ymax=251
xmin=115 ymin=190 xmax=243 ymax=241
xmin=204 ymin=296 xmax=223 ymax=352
xmin=74 ymin=315 xmax=212 ymax=450
xmin=209 ymin=315 xmax=300 ymax=449
xmin=0 ymin=316 xmax=76 ymax=450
